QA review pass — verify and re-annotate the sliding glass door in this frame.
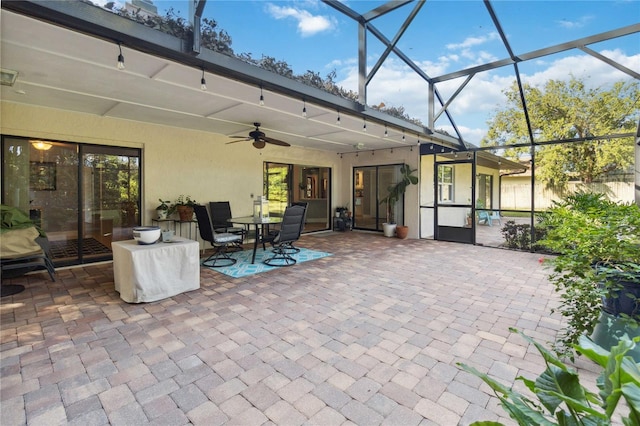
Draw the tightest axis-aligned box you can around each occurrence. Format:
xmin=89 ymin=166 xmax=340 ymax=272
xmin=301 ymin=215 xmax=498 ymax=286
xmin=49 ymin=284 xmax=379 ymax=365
xmin=264 ymin=162 xmax=330 ymax=232
xmin=81 ymin=145 xmax=140 ymax=262
xmin=2 ymin=136 xmax=141 ymax=266
xmin=353 ymin=165 xmax=404 ymax=231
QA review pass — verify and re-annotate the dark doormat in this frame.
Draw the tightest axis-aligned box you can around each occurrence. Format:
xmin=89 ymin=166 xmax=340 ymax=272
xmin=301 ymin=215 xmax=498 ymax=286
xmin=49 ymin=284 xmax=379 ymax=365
xmin=50 ymin=238 xmax=112 ymax=259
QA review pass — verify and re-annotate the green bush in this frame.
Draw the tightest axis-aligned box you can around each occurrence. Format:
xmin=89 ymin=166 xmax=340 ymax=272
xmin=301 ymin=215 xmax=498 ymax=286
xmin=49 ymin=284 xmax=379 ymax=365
xmin=500 ymin=220 xmax=548 ymax=251
xmin=537 ymin=191 xmax=640 ymax=358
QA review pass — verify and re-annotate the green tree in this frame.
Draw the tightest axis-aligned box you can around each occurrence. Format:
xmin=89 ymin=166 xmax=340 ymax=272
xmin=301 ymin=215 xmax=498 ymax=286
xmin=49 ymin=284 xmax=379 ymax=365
xmin=482 ymin=77 xmax=638 ymax=187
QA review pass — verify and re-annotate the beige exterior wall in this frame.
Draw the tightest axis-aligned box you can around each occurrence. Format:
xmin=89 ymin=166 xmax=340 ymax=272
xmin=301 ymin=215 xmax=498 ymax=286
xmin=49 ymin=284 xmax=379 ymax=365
xmin=1 ymin=101 xmax=423 ymax=238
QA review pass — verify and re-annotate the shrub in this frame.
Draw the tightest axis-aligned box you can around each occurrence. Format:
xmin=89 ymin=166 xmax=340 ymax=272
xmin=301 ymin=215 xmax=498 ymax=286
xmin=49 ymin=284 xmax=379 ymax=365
xmin=458 ymin=329 xmax=640 ymax=426
xmin=537 ymin=191 xmax=640 ymax=358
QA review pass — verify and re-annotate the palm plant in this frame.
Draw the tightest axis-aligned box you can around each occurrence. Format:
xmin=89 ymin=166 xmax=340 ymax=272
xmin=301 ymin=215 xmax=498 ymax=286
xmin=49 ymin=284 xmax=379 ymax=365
xmin=379 ymin=164 xmax=418 ymax=224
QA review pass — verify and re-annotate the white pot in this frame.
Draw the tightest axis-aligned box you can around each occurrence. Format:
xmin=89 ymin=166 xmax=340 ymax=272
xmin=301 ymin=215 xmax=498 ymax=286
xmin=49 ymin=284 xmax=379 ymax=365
xmin=157 ymin=209 xmax=168 ymax=220
xmin=382 ymin=223 xmax=397 ymax=237
xmin=133 ymin=226 xmax=161 ymax=244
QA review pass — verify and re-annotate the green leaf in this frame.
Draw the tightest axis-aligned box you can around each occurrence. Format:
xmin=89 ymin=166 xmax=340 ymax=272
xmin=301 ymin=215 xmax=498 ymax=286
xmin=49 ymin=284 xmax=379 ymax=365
xmin=621 ymin=382 xmax=640 ymax=422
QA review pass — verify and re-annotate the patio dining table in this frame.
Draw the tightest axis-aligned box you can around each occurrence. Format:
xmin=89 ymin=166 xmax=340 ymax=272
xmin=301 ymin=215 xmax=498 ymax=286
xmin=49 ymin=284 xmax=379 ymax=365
xmin=228 ymin=216 xmax=283 ymax=264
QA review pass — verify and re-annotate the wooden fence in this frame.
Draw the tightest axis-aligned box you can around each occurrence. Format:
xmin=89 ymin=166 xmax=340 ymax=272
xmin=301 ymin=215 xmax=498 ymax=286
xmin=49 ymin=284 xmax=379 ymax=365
xmin=500 ymin=181 xmax=634 ymax=210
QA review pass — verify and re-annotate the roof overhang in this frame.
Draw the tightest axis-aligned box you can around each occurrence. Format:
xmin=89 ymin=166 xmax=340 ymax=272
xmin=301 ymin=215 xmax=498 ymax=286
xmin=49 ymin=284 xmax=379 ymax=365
xmin=1 ymin=0 xmax=447 ymax=153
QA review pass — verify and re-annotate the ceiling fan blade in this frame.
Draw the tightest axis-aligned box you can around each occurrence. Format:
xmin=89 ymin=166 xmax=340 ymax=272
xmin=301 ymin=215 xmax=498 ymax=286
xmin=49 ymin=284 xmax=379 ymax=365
xmin=228 ymin=135 xmax=249 ymax=139
xmin=263 ymin=137 xmax=290 ymax=147
xmin=226 ymin=138 xmax=249 ymax=144
xmin=253 ymin=140 xmax=266 ymax=149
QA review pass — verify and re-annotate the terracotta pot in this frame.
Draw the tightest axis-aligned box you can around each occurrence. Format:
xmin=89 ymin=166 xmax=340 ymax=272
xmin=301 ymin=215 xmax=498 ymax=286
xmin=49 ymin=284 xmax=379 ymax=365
xmin=396 ymin=225 xmax=409 ymax=239
xmin=176 ymin=205 xmax=194 ymax=222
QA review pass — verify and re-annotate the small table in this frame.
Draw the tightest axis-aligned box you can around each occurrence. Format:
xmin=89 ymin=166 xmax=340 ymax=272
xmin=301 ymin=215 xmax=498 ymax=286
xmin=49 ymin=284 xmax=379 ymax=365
xmin=112 ymin=237 xmax=200 ymax=303
xmin=228 ymin=216 xmax=283 ymax=264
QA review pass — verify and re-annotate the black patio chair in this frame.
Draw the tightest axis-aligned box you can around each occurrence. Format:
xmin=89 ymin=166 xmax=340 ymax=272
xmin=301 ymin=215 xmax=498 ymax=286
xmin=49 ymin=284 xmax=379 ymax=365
xmin=261 ymin=205 xmax=305 ymax=267
xmin=194 ymin=205 xmax=243 ymax=267
xmin=286 ymin=202 xmax=308 ymax=253
xmin=209 ymin=201 xmax=246 ymax=250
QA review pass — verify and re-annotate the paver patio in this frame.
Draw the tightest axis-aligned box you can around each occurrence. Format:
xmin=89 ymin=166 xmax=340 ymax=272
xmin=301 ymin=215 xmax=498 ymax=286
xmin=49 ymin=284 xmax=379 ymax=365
xmin=1 ymin=231 xmax=601 ymax=425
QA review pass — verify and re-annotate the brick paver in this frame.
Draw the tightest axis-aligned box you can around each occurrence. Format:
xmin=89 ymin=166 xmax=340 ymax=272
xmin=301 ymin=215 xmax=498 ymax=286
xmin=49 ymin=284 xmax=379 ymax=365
xmin=1 ymin=232 xmax=600 ymax=425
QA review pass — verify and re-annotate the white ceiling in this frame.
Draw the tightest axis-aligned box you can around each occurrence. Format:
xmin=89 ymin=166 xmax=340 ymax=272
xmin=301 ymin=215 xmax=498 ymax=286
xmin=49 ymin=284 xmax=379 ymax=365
xmin=1 ymin=9 xmax=426 ymax=153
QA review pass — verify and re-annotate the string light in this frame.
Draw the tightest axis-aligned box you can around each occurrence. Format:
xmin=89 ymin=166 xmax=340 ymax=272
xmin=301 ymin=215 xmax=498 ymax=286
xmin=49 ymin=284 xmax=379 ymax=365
xmin=363 ymin=118 xmax=367 ymax=132
xmin=302 ymin=99 xmax=307 ymax=118
xmin=402 ymin=131 xmax=405 ymax=142
xmin=200 ymin=68 xmax=207 ymax=91
xmin=336 ymin=110 xmax=341 ymax=125
xmin=384 ymin=125 xmax=388 ymax=137
xmin=117 ymin=43 xmax=125 ymax=70
xmin=259 ymin=85 xmax=264 ymax=106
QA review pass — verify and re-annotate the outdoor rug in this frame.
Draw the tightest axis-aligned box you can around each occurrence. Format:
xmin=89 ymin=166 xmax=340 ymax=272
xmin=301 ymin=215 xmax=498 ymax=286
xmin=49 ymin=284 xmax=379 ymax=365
xmin=203 ymin=247 xmax=331 ymax=278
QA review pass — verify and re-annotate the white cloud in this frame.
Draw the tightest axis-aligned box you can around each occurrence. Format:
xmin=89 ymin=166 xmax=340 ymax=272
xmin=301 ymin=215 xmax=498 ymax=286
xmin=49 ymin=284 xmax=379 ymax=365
xmin=335 ymin=49 xmax=638 ymax=145
xmin=446 ymin=32 xmax=500 ymax=50
xmin=556 ymin=15 xmax=594 ymax=29
xmin=266 ymin=3 xmax=336 ymax=37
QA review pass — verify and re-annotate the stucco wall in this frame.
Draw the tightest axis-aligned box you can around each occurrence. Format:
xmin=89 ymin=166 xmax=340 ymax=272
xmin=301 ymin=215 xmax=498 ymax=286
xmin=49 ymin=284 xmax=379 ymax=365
xmin=1 ymin=102 xmax=422 ymax=238
xmin=1 ymin=102 xmax=337 ymax=223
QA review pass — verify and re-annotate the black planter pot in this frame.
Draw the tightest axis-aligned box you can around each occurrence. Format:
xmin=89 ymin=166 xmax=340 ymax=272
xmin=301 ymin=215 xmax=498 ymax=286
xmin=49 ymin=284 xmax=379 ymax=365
xmin=596 ymin=264 xmax=640 ymax=319
xmin=601 ymin=279 xmax=640 ymax=319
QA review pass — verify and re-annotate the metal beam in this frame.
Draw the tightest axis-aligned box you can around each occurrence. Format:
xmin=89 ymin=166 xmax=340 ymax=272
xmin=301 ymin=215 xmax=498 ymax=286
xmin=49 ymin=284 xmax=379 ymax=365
xmin=322 ymin=0 xmax=362 ymax=22
xmin=190 ymin=0 xmax=206 ymax=54
xmin=484 ymin=0 xmax=516 ymax=60
xmin=579 ymin=46 xmax=640 ymax=80
xmin=367 ymin=1 xmax=424 ymax=85
xmin=431 ymin=23 xmax=640 ymax=83
xmin=362 ymin=0 xmax=414 ymax=22
xmin=358 ymin=21 xmax=367 ymax=105
xmin=434 ymin=74 xmax=475 ymax=123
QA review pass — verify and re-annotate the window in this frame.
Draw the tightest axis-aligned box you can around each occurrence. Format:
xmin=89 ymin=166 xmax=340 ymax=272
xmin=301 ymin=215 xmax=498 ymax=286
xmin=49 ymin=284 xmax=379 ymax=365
xmin=476 ymin=173 xmax=493 ymax=209
xmin=438 ymin=165 xmax=454 ymax=202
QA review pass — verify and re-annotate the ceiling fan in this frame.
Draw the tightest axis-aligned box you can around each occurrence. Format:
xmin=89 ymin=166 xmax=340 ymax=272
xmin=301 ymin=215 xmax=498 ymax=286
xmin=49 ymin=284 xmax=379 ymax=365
xmin=226 ymin=122 xmax=291 ymax=149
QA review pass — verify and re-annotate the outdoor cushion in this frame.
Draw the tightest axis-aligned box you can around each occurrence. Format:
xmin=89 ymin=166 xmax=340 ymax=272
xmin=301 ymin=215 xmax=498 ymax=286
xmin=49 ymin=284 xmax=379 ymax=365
xmin=0 ymin=227 xmax=42 ymax=259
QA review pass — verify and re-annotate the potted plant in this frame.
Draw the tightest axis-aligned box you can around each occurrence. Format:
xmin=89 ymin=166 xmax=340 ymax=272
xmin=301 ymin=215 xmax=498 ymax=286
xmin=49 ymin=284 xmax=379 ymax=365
xmin=168 ymin=195 xmax=197 ymax=222
xmin=459 ymin=328 xmax=640 ymax=425
xmin=537 ymin=191 xmax=640 ymax=360
xmin=379 ymin=164 xmax=418 ymax=238
xmin=156 ymin=199 xmax=170 ymax=220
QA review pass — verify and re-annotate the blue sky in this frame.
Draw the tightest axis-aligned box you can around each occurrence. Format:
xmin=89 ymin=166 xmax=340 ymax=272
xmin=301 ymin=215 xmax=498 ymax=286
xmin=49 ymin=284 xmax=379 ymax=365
xmin=102 ymin=0 xmax=639 ymax=144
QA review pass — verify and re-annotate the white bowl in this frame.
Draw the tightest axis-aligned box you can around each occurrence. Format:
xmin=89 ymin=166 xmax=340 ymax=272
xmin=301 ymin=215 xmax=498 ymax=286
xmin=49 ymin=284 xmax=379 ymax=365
xmin=132 ymin=226 xmax=161 ymax=245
